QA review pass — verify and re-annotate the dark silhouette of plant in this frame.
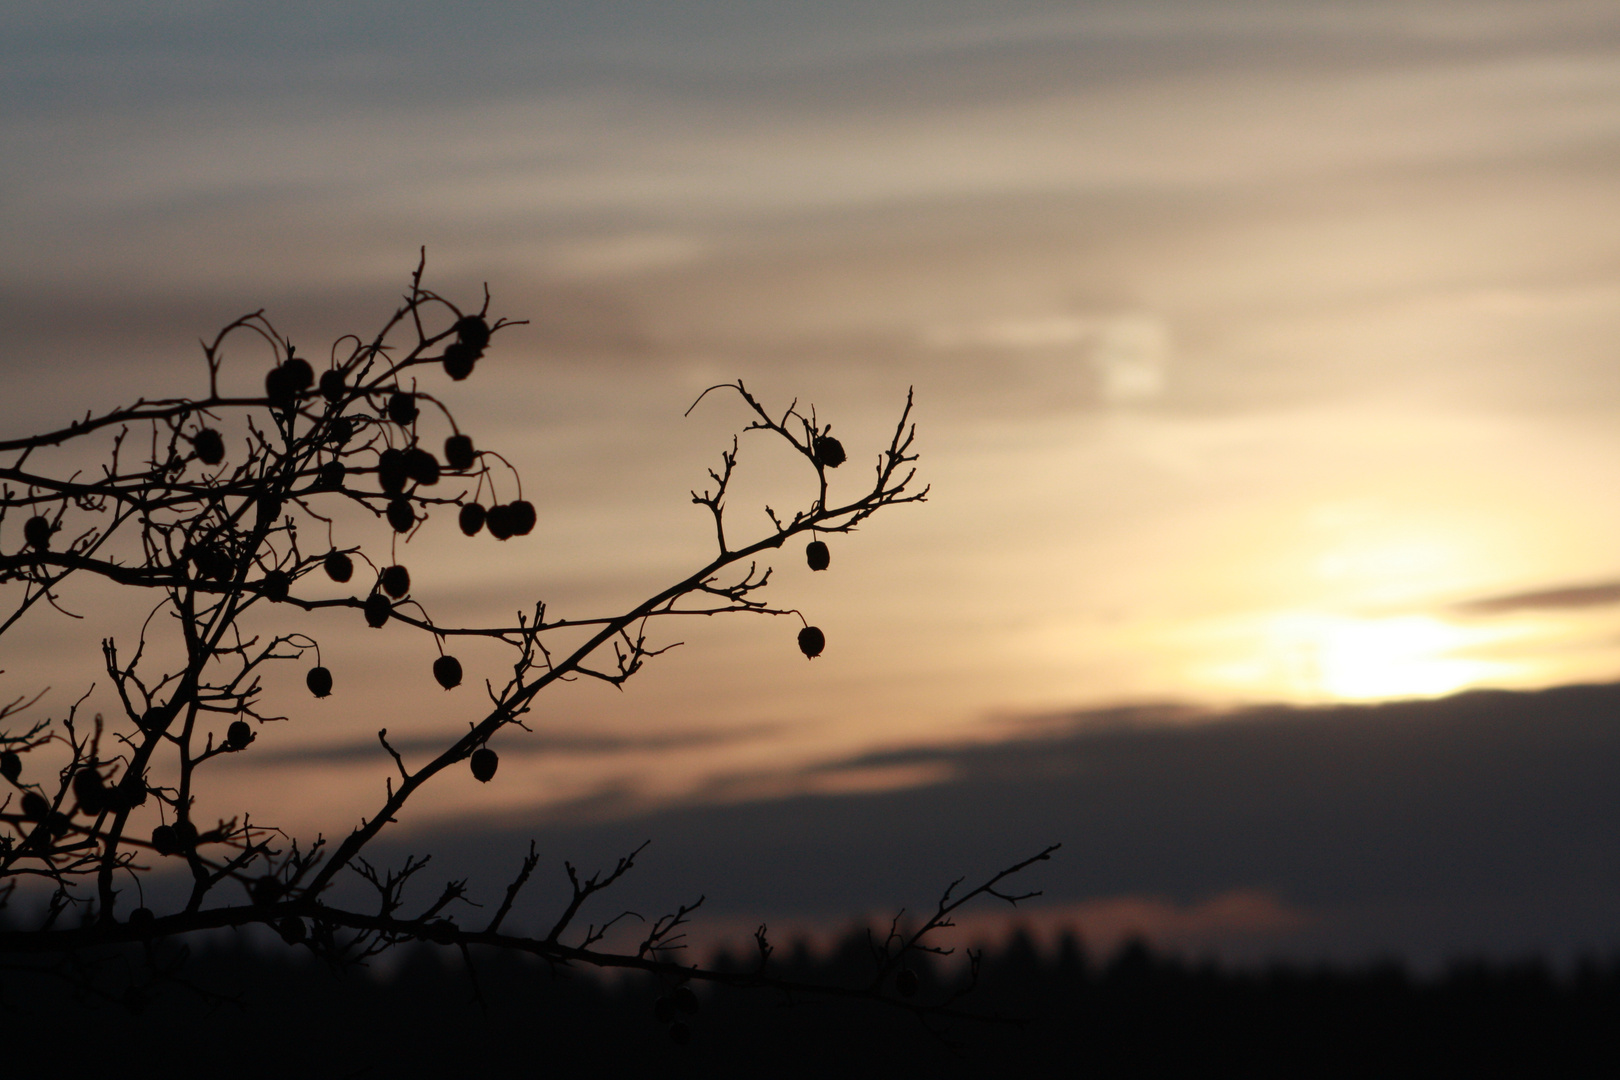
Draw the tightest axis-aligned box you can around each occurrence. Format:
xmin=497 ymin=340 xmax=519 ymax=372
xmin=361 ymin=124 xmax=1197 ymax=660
xmin=0 ymin=255 xmax=1055 ymax=1029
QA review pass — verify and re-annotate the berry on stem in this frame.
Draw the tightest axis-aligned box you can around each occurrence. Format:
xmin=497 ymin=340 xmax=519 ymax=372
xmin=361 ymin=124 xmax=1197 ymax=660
xmin=388 ymin=391 xmax=418 ymax=426
xmin=23 ymin=516 xmax=52 ymax=551
xmin=261 ymin=570 xmax=290 ymax=602
xmin=192 ymin=428 xmax=225 ymax=465
xmin=797 ymin=626 xmax=825 ymax=658
xmin=405 ymin=448 xmax=440 ymax=486
xmin=485 ymin=504 xmax=515 ymax=540
xmin=324 ymin=551 xmax=353 ymax=582
xmin=444 ymin=434 xmax=476 ymax=471
xmin=508 ymin=500 xmax=536 ymax=536
xmin=813 ymin=435 xmax=846 ymax=469
xmin=433 ymin=655 xmax=463 ymax=690
xmin=386 ymin=498 xmax=415 ymax=533
xmin=381 ymin=565 xmax=411 ymax=599
xmin=378 ymin=449 xmax=409 ymax=494
xmin=364 ymin=592 xmax=392 ymax=628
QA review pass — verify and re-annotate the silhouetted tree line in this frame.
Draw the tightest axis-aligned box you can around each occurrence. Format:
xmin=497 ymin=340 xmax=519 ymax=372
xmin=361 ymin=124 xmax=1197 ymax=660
xmin=2 ymin=923 xmax=1615 ymax=1077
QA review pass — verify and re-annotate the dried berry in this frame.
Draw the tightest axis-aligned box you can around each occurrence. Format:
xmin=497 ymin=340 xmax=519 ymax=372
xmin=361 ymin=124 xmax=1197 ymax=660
xmin=284 ymin=356 xmax=314 ymax=391
xmin=1 ymin=750 xmax=20 ymax=782
xmin=442 ymin=342 xmax=476 ymax=381
xmin=128 ymin=907 xmax=156 ymax=930
xmin=21 ymin=791 xmax=49 ymax=821
xmin=378 ymin=448 xmax=409 ymax=494
xmin=265 ymin=360 xmax=309 ymax=407
xmin=319 ymin=368 xmax=346 ymax=402
xmin=364 ymin=592 xmax=392 ymax=628
xmin=265 ymin=364 xmax=294 ymax=405
xmin=806 ymin=540 xmax=830 ymax=571
xmin=48 ymin=811 xmax=72 ymax=837
xmin=226 ymin=720 xmax=253 ymax=750
xmin=673 ymin=986 xmax=700 ymax=1014
xmin=328 ymin=416 xmax=354 ymax=445
xmin=454 ymin=314 xmax=491 ymax=352
xmin=316 ymin=460 xmax=346 ymax=490
xmin=433 ymin=655 xmax=463 ymax=690
xmin=386 ymin=498 xmax=415 ymax=534
xmin=324 ymin=551 xmax=353 ymax=583
xmin=261 ymin=570 xmax=290 ymax=602
xmin=173 ymin=820 xmax=199 ymax=849
xmin=114 ymin=775 xmax=148 ymax=810
xmin=387 ymin=391 xmax=418 ymax=426
xmin=458 ymin=503 xmax=486 ymax=536
xmin=140 ymin=705 xmax=171 ymax=732
xmin=193 ymin=428 xmax=225 ymax=465
xmin=508 ymin=499 xmax=536 ymax=536
xmin=306 ymin=666 xmax=333 ymax=698
xmin=470 ymin=747 xmax=498 ymax=783
xmin=381 ymin=564 xmax=411 ymax=598
xmin=485 ymin=504 xmax=516 ymax=540
xmin=278 ymin=917 xmax=307 ymax=945
xmin=896 ymin=969 xmax=919 ymax=998
xmin=797 ymin=626 xmax=825 ymax=659
xmin=444 ymin=434 xmax=476 ymax=471
xmin=150 ymin=824 xmax=178 ymax=856
xmin=813 ymin=435 xmax=846 ymax=469
xmin=23 ymin=515 xmax=52 ymax=551
xmin=404 ymin=448 xmax=440 ymax=486
xmin=73 ymin=769 xmax=107 ymax=815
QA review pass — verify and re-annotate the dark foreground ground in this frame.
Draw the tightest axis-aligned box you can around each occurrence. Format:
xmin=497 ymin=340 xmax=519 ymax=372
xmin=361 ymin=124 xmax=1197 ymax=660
xmin=4 ymin=930 xmax=1618 ymax=1077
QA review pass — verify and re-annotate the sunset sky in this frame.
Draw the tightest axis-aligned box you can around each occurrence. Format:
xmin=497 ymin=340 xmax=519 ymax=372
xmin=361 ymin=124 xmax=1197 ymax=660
xmin=6 ymin=1 xmax=1620 ymax=958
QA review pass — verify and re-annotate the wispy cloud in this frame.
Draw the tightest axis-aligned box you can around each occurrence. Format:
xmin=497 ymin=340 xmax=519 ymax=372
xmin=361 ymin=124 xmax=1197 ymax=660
xmin=1452 ymin=581 xmax=1620 ymax=615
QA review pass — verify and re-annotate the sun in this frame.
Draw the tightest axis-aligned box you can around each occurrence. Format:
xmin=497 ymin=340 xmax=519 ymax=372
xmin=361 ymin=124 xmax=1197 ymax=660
xmin=1264 ymin=612 xmax=1510 ymax=701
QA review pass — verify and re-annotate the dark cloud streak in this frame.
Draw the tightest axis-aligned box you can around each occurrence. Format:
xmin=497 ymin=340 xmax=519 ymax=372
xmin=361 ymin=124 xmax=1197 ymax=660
xmin=380 ymin=683 xmax=1620 ymax=964
xmin=1453 ymin=580 xmax=1620 ymax=614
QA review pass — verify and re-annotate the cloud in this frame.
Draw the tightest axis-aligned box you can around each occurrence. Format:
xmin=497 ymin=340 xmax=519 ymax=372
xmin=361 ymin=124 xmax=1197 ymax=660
xmin=923 ymin=311 xmax=1171 ymax=406
xmin=372 ymin=682 xmax=1620 ymax=965
xmin=1452 ymin=580 xmax=1620 ymax=614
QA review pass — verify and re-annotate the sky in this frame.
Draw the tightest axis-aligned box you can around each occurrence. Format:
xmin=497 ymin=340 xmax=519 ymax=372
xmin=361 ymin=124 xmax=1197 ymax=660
xmin=6 ymin=0 xmax=1620 ymax=960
